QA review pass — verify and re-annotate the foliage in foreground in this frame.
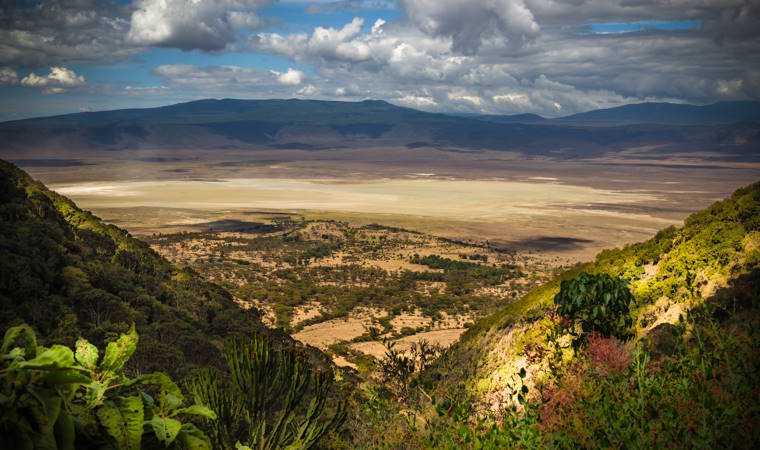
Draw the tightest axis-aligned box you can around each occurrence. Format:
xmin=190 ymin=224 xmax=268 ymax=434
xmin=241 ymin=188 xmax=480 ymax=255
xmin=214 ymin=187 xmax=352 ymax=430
xmin=188 ymin=334 xmax=346 ymax=450
xmin=0 ymin=324 xmax=216 ymax=450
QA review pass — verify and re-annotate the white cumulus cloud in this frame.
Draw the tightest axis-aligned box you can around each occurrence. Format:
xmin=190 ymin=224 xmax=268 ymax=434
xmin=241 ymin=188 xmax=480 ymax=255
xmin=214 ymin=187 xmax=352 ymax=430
xmin=128 ymin=0 xmax=273 ymax=51
xmin=274 ymin=68 xmax=306 ymax=86
xmin=20 ymin=66 xmax=85 ymax=94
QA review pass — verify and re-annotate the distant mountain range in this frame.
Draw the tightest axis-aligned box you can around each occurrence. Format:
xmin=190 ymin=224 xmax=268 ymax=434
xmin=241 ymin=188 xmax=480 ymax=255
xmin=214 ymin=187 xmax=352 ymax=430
xmin=1 ymin=99 xmax=758 ymax=158
xmin=556 ymin=101 xmax=760 ymax=125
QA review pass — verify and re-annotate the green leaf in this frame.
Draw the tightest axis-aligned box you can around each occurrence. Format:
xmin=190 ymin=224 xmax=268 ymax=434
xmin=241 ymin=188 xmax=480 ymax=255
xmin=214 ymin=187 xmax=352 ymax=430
xmin=139 ymin=390 xmax=154 ymax=410
xmin=75 ymin=338 xmax=99 ymax=370
xmin=150 ymin=416 xmax=182 ymax=446
xmin=125 ymin=372 xmax=182 ymax=399
xmin=85 ymin=381 xmax=107 ymax=409
xmin=19 ymin=345 xmax=74 ymax=370
xmin=235 ymin=442 xmax=253 ymax=450
xmin=170 ymin=405 xmax=217 ymax=420
xmin=164 ymin=393 xmax=182 ymax=412
xmin=41 ymin=369 xmax=91 ymax=386
xmin=97 ymin=396 xmax=144 ymax=450
xmin=178 ymin=423 xmax=213 ymax=450
xmin=1 ymin=324 xmax=37 ymax=358
xmin=101 ymin=325 xmax=138 ymax=373
xmin=29 ymin=392 xmax=62 ymax=450
xmin=54 ymin=407 xmax=76 ymax=450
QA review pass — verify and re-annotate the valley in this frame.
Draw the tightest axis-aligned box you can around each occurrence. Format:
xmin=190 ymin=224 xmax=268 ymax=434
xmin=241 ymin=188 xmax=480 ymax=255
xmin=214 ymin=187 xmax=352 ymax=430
xmin=145 ymin=218 xmax=551 ymax=370
xmin=2 ymin=100 xmax=759 ymax=449
xmin=13 ymin=143 xmax=758 ymax=375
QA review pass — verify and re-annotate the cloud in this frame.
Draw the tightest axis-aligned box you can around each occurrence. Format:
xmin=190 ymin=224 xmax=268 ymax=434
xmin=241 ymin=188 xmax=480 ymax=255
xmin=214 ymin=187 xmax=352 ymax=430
xmin=297 ymin=84 xmax=317 ymax=96
xmin=700 ymin=1 xmax=760 ymax=42
xmin=304 ymin=1 xmax=396 ymax=14
xmin=20 ymin=66 xmax=85 ymax=94
xmin=1 ymin=0 xmax=759 ymax=117
xmin=0 ymin=0 xmax=135 ymax=67
xmin=153 ymin=64 xmax=317 ymax=98
xmin=128 ymin=0 xmax=273 ymax=51
xmin=123 ymin=85 xmax=170 ymax=96
xmin=400 ymin=0 xmax=540 ymax=54
xmin=306 ymin=17 xmax=373 ymax=61
xmin=396 ymin=94 xmax=437 ymax=109
xmin=0 ymin=67 xmax=19 ymax=85
xmin=250 ymin=17 xmax=380 ymax=63
xmin=274 ymin=68 xmax=306 ymax=85
xmin=493 ymin=93 xmax=532 ymax=108
xmin=243 ymin=8 xmax=759 ymax=116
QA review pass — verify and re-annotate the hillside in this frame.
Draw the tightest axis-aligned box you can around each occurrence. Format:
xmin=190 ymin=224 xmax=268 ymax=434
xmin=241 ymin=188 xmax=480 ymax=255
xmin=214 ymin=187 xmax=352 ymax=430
xmin=0 ymin=160 xmax=283 ymax=377
xmin=418 ymin=181 xmax=760 ymax=447
xmin=559 ymin=100 xmax=760 ymax=125
xmin=1 ymin=99 xmax=758 ymax=159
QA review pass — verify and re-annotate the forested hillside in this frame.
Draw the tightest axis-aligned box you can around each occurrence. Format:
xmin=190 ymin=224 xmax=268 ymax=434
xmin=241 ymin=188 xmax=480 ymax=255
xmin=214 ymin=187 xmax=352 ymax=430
xmin=0 ymin=160 xmax=275 ymax=377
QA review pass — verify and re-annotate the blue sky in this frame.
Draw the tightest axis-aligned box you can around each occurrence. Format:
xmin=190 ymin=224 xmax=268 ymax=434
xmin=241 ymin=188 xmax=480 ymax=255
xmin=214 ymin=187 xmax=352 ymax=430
xmin=0 ymin=0 xmax=756 ymax=120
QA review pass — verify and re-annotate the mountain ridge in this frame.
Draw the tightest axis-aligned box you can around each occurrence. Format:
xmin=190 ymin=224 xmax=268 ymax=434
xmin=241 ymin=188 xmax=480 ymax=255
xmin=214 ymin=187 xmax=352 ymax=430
xmin=1 ymin=98 xmax=758 ymax=158
xmin=2 ymin=98 xmax=758 ymax=126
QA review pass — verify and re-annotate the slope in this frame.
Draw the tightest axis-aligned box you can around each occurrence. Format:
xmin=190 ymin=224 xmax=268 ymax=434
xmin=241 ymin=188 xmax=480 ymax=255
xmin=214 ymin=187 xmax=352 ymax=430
xmin=559 ymin=100 xmax=760 ymax=125
xmin=425 ymin=180 xmax=760 ymax=411
xmin=0 ymin=160 xmax=277 ymax=378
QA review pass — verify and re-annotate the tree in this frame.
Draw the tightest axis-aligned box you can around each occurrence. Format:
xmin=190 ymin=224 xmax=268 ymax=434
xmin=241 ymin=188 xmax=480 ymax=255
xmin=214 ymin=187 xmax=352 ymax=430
xmin=554 ymin=272 xmax=635 ymax=344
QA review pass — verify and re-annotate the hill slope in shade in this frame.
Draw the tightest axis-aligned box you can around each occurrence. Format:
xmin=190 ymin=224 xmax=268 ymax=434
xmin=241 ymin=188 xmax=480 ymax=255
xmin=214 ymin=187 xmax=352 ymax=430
xmin=1 ymin=99 xmax=758 ymax=158
xmin=0 ymin=160 xmax=295 ymax=378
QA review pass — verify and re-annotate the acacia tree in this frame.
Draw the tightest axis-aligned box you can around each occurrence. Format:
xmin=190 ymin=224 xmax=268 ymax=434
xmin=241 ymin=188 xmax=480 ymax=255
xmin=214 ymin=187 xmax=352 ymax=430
xmin=554 ymin=272 xmax=635 ymax=345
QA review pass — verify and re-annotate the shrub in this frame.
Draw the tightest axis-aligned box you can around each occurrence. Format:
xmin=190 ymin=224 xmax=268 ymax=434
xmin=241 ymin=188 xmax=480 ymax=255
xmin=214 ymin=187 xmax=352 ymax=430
xmin=554 ymin=272 xmax=635 ymax=343
xmin=585 ymin=333 xmax=631 ymax=377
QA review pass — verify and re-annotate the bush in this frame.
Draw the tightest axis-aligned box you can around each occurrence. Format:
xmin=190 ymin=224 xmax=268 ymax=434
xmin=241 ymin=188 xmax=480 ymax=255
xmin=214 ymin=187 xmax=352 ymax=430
xmin=554 ymin=272 xmax=635 ymax=343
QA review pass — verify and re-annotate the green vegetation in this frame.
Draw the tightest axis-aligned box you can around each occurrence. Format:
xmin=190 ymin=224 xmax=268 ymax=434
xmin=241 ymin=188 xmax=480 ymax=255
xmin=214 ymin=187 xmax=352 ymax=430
xmin=150 ymin=223 xmax=537 ymax=333
xmin=0 ymin=160 xmax=279 ymax=379
xmin=0 ymin=324 xmax=216 ymax=449
xmin=554 ymin=272 xmax=635 ymax=343
xmin=188 ymin=334 xmax=346 ymax=450
xmin=413 ymin=181 xmax=760 ymax=448
xmin=422 ymin=286 xmax=760 ymax=448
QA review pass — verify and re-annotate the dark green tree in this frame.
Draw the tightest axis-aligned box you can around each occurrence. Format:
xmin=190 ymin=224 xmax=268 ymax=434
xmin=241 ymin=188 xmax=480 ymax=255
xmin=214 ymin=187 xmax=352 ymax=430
xmin=554 ymin=272 xmax=635 ymax=343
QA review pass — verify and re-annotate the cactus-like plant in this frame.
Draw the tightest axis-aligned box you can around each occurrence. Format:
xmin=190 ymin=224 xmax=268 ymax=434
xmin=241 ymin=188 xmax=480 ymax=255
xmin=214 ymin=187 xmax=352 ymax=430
xmin=188 ymin=334 xmax=345 ymax=450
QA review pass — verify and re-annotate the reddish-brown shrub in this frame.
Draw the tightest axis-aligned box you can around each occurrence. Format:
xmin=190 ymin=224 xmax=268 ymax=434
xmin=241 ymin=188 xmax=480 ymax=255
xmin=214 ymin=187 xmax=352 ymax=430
xmin=585 ymin=332 xmax=631 ymax=377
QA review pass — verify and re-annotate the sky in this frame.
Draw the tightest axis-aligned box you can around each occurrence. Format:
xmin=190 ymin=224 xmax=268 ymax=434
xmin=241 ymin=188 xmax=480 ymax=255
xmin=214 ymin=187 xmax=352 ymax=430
xmin=0 ymin=0 xmax=758 ymax=120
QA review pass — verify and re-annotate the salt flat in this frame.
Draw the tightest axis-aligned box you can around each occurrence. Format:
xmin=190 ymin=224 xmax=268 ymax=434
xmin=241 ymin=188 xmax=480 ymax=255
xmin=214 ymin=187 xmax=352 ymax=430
xmin=52 ymin=177 xmax=663 ymax=222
